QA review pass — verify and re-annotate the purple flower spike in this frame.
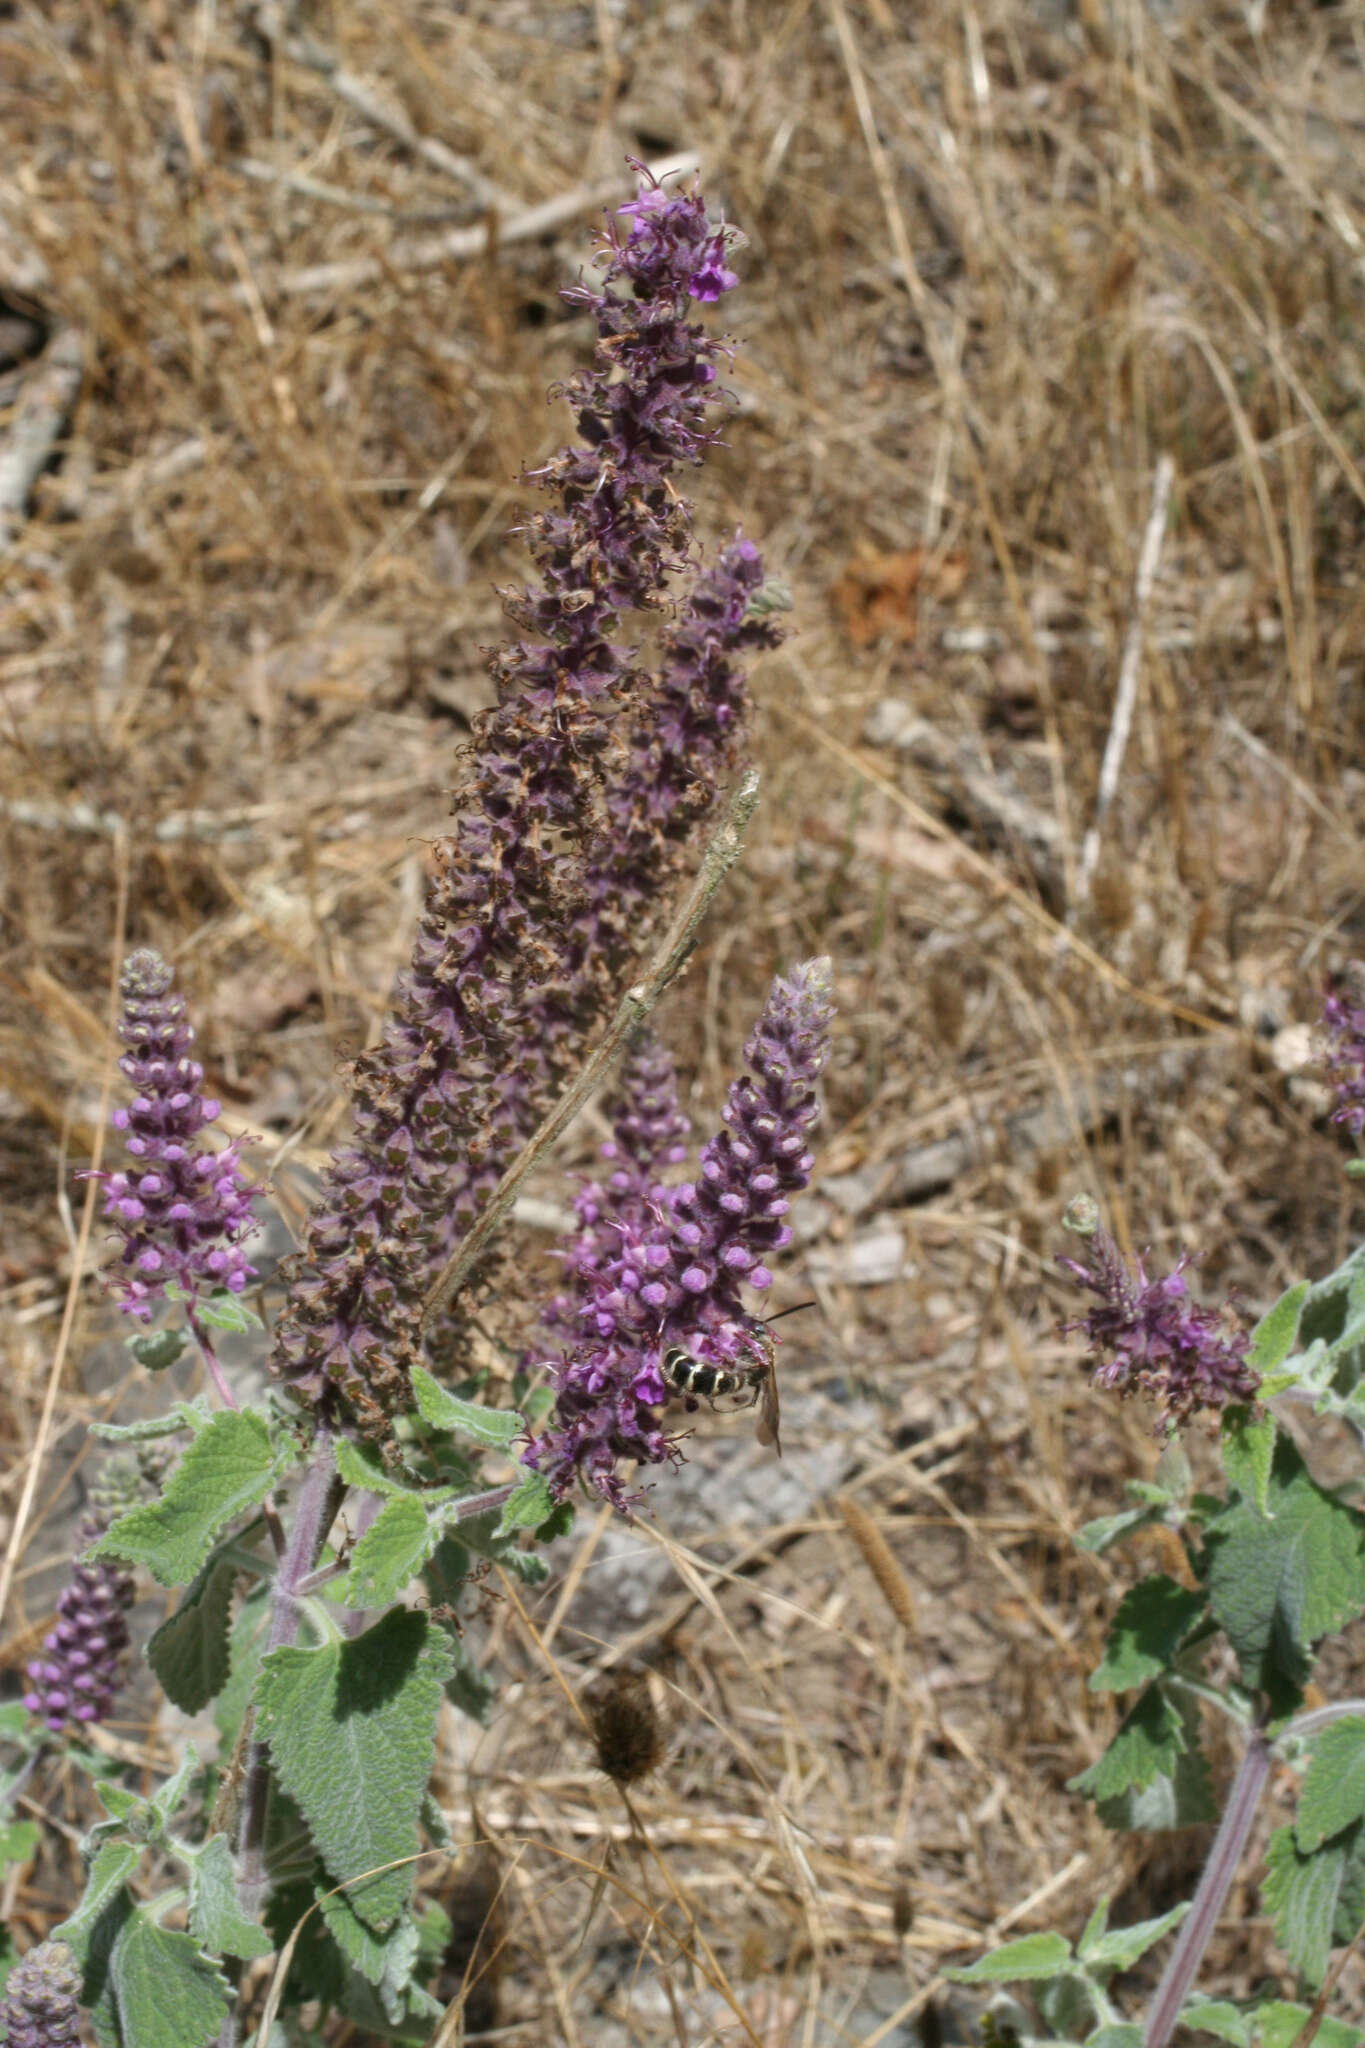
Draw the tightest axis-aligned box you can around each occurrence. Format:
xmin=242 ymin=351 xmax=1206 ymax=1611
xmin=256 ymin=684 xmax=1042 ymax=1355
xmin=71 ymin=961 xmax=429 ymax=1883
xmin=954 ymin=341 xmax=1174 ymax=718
xmin=23 ymin=1462 xmax=142 ymax=1737
xmin=0 ymin=1940 xmax=84 ymax=2048
xmin=1323 ymin=967 xmax=1365 ymax=1137
xmin=525 ymin=960 xmax=834 ymax=1509
xmin=100 ymin=949 xmax=257 ymax=1321
xmin=1057 ymin=1196 xmax=1258 ymax=1427
xmin=271 ymin=173 xmax=759 ymax=1430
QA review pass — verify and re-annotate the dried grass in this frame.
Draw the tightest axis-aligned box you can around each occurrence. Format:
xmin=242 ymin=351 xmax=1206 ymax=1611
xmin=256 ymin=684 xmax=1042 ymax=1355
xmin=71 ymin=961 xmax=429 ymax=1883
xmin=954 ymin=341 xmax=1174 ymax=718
xmin=3 ymin=0 xmax=1365 ymax=2036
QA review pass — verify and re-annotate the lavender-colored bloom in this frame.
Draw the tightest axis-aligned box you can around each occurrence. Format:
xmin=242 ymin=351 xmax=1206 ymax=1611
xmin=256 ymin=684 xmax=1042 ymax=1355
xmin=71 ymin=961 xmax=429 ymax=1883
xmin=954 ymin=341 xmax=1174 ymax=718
xmin=272 ymin=173 xmax=754 ymax=1430
xmin=98 ymin=949 xmax=256 ymax=1322
xmin=1323 ymin=968 xmax=1365 ymax=1137
xmin=525 ymin=959 xmax=834 ymax=1509
xmin=1057 ymin=1195 xmax=1258 ymax=1426
xmin=543 ymin=1031 xmax=691 ymax=1340
xmin=0 ymin=1940 xmax=84 ymax=2047
xmin=23 ymin=1518 xmax=134 ymax=1736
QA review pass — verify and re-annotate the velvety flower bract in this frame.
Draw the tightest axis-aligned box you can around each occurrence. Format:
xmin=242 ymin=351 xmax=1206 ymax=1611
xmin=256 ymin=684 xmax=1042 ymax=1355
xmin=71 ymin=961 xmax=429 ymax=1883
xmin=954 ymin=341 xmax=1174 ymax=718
xmin=99 ymin=949 xmax=257 ymax=1321
xmin=1057 ymin=1197 xmax=1258 ymax=1426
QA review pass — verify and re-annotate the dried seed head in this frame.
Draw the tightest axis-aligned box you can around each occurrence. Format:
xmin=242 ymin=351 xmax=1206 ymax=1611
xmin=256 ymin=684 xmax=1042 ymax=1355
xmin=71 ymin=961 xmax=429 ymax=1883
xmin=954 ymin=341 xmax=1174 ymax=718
xmin=585 ymin=1665 xmax=665 ymax=1785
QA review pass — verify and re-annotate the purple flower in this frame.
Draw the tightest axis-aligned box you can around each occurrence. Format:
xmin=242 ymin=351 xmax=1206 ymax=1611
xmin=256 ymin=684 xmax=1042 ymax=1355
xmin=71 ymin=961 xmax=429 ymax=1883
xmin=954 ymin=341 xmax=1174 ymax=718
xmin=0 ymin=1941 xmax=84 ymax=2048
xmin=271 ymin=175 xmax=760 ymax=1430
xmin=23 ymin=1458 xmax=145 ymax=1737
xmin=525 ymin=959 xmax=834 ymax=1508
xmin=98 ymin=949 xmax=257 ymax=1322
xmin=1323 ymin=968 xmax=1365 ymax=1137
xmin=23 ymin=1515 xmax=134 ymax=1737
xmin=1057 ymin=1196 xmax=1258 ymax=1426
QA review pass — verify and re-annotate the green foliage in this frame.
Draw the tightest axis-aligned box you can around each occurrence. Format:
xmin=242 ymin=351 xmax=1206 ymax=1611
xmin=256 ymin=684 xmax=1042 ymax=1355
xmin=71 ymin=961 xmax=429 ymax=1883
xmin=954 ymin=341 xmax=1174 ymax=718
xmin=1262 ymin=1819 xmax=1365 ymax=1989
xmin=1076 ymin=1901 xmax=1188 ymax=1975
xmin=1221 ymin=1408 xmax=1277 ymax=1517
xmin=1071 ymin=1684 xmax=1190 ymax=1803
xmin=341 ymin=1494 xmax=451 ymax=1609
xmin=1089 ymin=1577 xmax=1207 ymax=1693
xmin=107 ymin=1910 xmax=232 ymax=2048
xmin=92 ymin=1409 xmax=288 ymax=1588
xmin=1296 ymin=1718 xmax=1365 ymax=1852
xmin=127 ymin=1326 xmax=189 ymax=1373
xmin=0 ymin=1818 xmax=39 ymax=1871
xmin=183 ymin=1834 xmax=274 ymax=1961
xmin=945 ymin=1931 xmax=1074 ymax=1983
xmin=1246 ymin=1281 xmax=1312 ymax=1389
xmin=253 ymin=1608 xmax=453 ymax=1933
xmin=146 ymin=1549 xmax=240 ymax=1713
xmin=92 ymin=1398 xmax=211 ymax=1443
xmin=410 ymin=1365 xmax=522 ymax=1450
xmin=1204 ymin=1437 xmax=1365 ymax=1712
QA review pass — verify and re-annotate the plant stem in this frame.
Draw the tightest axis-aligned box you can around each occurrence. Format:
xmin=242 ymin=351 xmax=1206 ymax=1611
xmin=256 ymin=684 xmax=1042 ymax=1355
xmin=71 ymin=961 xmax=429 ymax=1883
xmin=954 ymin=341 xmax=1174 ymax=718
xmin=235 ymin=1431 xmax=338 ymax=1926
xmin=420 ymin=768 xmax=761 ymax=1330
xmin=1144 ymin=1726 xmax=1272 ymax=2048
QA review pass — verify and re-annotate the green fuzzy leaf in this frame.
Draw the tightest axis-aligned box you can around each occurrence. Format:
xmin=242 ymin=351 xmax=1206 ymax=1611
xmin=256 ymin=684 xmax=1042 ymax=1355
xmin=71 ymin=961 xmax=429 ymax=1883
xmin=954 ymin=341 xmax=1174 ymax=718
xmin=1254 ymin=2002 xmax=1365 ymax=2048
xmin=341 ymin=1494 xmax=449 ymax=1610
xmin=334 ymin=1437 xmax=412 ymax=1497
xmin=1248 ymin=1284 xmax=1310 ymax=1378
xmin=92 ymin=1398 xmax=211 ymax=1443
xmin=496 ymin=1467 xmax=554 ymax=1537
xmin=92 ymin=1410 xmax=285 ymax=1588
xmin=184 ymin=1832 xmax=274 ymax=1960
xmin=1222 ymin=1407 xmax=1277 ymax=1516
xmin=146 ymin=1551 xmax=239 ymax=1713
xmin=149 ymin=1743 xmax=199 ymax=1835
xmin=1076 ymin=1505 xmax=1165 ymax=1555
xmin=253 ymin=1607 xmax=453 ymax=1933
xmin=1262 ymin=1821 xmax=1365 ymax=1989
xmin=129 ymin=1326 xmax=188 ymax=1372
xmin=0 ymin=1819 xmax=38 ymax=1870
xmin=411 ymin=1365 xmax=521 ymax=1450
xmin=55 ymin=1840 xmax=140 ymax=1961
xmin=1205 ymin=1438 xmax=1365 ymax=1709
xmin=943 ymin=1931 xmax=1073 ymax=1983
xmin=1085 ymin=2027 xmax=1143 ymax=2048
xmin=1298 ymin=1718 xmax=1365 ymax=1852
xmin=214 ymin=1583 xmax=270 ymax=1751
xmin=0 ymin=1702 xmax=32 ymax=1741
xmin=459 ymin=1508 xmax=549 ymax=1585
xmin=187 ymin=1288 xmax=261 ymax=1334
xmin=1090 ymin=1577 xmax=1207 ymax=1693
xmin=316 ymin=1887 xmax=420 ymax=1998
xmin=108 ymin=1907 xmax=231 ymax=2048
xmin=1181 ymin=1999 xmax=1252 ymax=2045
xmin=1079 ymin=1902 xmax=1188 ymax=1973
xmin=1094 ymin=1736 xmax=1217 ymax=1832
xmin=1071 ymin=1684 xmax=1188 ymax=1803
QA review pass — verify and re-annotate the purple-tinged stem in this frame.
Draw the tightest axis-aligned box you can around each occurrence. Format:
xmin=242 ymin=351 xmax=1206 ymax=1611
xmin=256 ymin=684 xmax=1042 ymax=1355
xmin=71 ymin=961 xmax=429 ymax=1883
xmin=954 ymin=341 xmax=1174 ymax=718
xmin=236 ymin=1431 xmax=338 ymax=1924
xmin=1144 ymin=1727 xmax=1272 ymax=2048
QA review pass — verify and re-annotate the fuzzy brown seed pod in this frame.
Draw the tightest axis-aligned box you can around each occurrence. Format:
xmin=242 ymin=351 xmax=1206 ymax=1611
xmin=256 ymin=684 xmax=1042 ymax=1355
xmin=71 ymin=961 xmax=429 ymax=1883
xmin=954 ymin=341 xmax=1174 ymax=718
xmin=585 ymin=1664 xmax=665 ymax=1785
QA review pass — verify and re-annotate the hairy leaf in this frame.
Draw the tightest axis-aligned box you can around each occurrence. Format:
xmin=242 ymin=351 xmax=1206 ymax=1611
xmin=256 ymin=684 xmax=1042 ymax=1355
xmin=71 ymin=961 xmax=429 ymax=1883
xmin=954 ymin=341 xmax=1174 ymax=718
xmin=1262 ymin=1821 xmax=1364 ymax=1989
xmin=146 ymin=1551 xmax=239 ymax=1713
xmin=55 ymin=1840 xmax=140 ymax=1961
xmin=1255 ymin=2002 xmax=1365 ymax=2048
xmin=411 ymin=1366 xmax=521 ymax=1450
xmin=92 ymin=1410 xmax=285 ymax=1588
xmin=1181 ymin=2000 xmax=1252 ymax=2046
xmin=1247 ymin=1282 xmax=1310 ymax=1381
xmin=108 ymin=1908 xmax=231 ymax=2048
xmin=1298 ymin=1718 xmax=1365 ymax=1853
xmin=944 ymin=1932 xmax=1073 ymax=1983
xmin=0 ymin=1819 xmax=38 ymax=1871
xmin=184 ymin=1832 xmax=274 ymax=1961
xmin=1205 ymin=1438 xmax=1365 ymax=1710
xmin=1071 ymin=1684 xmax=1188 ymax=1804
xmin=1221 ymin=1407 xmax=1277 ymax=1516
xmin=1090 ymin=1577 xmax=1206 ymax=1694
xmin=1078 ymin=1902 xmax=1188 ymax=1973
xmin=254 ymin=1608 xmax=453 ymax=1933
xmin=340 ymin=1494 xmax=449 ymax=1610
xmin=1076 ymin=1505 xmax=1166 ymax=1555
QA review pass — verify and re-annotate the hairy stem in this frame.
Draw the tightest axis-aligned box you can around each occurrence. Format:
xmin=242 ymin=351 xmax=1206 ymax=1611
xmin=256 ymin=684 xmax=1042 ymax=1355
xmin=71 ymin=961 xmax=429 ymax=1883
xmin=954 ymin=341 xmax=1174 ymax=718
xmin=1144 ymin=1727 xmax=1272 ymax=2048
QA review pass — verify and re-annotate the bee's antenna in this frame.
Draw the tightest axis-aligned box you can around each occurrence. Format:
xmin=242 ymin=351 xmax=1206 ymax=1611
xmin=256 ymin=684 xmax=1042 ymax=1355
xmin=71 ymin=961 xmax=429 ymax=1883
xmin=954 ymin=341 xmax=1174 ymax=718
xmin=761 ymin=1300 xmax=817 ymax=1327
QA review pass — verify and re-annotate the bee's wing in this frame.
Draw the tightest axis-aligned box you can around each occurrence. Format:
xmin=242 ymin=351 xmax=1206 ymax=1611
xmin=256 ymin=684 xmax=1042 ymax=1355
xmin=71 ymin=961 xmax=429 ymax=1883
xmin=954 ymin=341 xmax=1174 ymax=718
xmin=755 ymin=1366 xmax=782 ymax=1457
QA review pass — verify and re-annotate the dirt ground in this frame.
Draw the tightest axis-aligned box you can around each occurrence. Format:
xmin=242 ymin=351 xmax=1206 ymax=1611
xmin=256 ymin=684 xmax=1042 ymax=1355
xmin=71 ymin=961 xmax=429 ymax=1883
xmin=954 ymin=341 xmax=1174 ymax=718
xmin=3 ymin=0 xmax=1365 ymax=2040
